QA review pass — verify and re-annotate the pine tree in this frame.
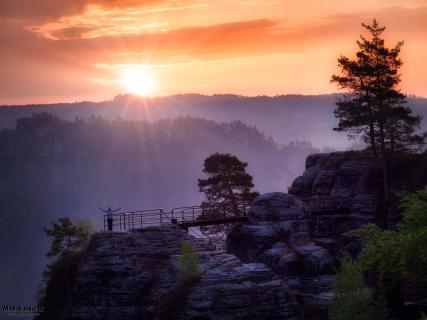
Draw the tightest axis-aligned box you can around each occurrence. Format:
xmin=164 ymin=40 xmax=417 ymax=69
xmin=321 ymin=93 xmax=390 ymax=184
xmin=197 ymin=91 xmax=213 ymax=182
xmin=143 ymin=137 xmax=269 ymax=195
xmin=198 ymin=153 xmax=259 ymax=212
xmin=331 ymin=19 xmax=425 ymax=203
xmin=38 ymin=218 xmax=93 ymax=312
xmin=43 ymin=217 xmax=92 ymax=258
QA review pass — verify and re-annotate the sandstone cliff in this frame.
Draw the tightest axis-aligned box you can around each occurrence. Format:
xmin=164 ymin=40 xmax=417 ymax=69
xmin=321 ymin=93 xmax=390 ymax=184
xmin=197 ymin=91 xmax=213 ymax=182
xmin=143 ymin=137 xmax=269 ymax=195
xmin=67 ymin=227 xmax=299 ymax=320
xmin=227 ymin=151 xmax=384 ymax=314
xmin=45 ymin=151 xmax=395 ymax=319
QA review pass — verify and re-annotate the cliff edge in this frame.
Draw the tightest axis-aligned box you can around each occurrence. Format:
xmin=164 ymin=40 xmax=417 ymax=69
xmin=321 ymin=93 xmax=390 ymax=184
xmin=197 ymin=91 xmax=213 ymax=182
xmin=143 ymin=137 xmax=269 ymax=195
xmin=65 ymin=227 xmax=299 ymax=320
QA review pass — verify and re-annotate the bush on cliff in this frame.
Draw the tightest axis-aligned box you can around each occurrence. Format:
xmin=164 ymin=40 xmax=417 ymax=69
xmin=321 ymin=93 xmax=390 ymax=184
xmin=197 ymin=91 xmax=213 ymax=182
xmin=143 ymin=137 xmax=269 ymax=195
xmin=155 ymin=243 xmax=201 ymax=320
xmin=346 ymin=186 xmax=427 ymax=318
xmin=349 ymin=186 xmax=427 ymax=284
xmin=329 ymin=255 xmax=373 ymax=320
xmin=36 ymin=218 xmax=93 ymax=320
xmin=177 ymin=242 xmax=201 ymax=282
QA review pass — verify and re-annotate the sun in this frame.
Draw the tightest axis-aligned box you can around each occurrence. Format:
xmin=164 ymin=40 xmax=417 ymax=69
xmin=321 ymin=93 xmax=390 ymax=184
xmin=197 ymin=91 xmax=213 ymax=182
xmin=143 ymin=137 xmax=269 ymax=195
xmin=120 ymin=68 xmax=155 ymax=96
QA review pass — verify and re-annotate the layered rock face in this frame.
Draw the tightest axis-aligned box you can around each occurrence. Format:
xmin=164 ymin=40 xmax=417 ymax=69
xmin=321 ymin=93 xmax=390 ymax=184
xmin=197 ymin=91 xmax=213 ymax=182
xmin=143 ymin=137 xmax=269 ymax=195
xmin=68 ymin=227 xmax=299 ymax=320
xmin=289 ymin=151 xmax=383 ymax=255
xmin=228 ymin=193 xmax=334 ymax=276
xmin=65 ymin=151 xmax=382 ymax=319
xmin=227 ymin=152 xmax=382 ymax=310
xmin=289 ymin=151 xmax=382 ymax=219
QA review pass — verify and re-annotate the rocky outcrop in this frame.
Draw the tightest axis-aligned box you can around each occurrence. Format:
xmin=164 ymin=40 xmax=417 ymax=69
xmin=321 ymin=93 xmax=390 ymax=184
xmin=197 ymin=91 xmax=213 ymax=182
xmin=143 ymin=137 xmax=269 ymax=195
xmin=289 ymin=151 xmax=383 ymax=256
xmin=229 ymin=193 xmax=334 ymax=276
xmin=64 ymin=151 xmax=384 ymax=319
xmin=227 ymin=152 xmax=383 ymax=312
xmin=289 ymin=151 xmax=382 ymax=217
xmin=68 ymin=227 xmax=299 ymax=320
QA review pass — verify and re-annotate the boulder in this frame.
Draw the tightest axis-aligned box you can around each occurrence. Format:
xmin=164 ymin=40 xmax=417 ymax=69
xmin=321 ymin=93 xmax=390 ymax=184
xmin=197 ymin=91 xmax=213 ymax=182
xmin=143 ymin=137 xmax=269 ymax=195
xmin=248 ymin=192 xmax=308 ymax=222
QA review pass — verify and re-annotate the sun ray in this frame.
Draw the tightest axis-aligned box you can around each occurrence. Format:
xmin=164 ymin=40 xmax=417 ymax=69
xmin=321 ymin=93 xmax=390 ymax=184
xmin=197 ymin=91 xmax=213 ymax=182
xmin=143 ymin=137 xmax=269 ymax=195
xmin=120 ymin=68 xmax=155 ymax=96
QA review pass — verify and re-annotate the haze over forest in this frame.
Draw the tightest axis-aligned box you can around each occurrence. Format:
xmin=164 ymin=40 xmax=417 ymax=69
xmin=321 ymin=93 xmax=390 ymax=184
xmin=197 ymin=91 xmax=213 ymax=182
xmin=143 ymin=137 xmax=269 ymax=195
xmin=2 ymin=93 xmax=427 ymax=149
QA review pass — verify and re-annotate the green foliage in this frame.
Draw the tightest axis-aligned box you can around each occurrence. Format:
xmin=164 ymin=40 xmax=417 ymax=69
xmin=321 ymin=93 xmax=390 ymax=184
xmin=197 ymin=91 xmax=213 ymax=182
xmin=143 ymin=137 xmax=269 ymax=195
xmin=198 ymin=152 xmax=259 ymax=208
xmin=347 ymin=224 xmax=401 ymax=281
xmin=329 ymin=255 xmax=374 ymax=320
xmin=398 ymin=187 xmax=427 ymax=282
xmin=43 ymin=217 xmax=93 ymax=258
xmin=348 ymin=186 xmax=427 ymax=284
xmin=156 ymin=243 xmax=201 ymax=319
xmin=177 ymin=243 xmax=201 ymax=283
xmin=37 ymin=218 xmax=94 ymax=318
xmin=419 ymin=311 xmax=427 ymax=320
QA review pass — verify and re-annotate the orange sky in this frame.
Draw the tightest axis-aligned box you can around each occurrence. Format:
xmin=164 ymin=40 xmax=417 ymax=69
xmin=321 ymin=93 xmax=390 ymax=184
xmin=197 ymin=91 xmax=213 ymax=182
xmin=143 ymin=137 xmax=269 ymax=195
xmin=1 ymin=0 xmax=427 ymax=104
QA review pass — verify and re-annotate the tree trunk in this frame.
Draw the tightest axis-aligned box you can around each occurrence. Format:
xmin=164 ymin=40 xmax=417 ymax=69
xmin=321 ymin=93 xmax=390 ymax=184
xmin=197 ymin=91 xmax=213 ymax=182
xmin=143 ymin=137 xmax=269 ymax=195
xmin=379 ymin=113 xmax=390 ymax=228
xmin=382 ymin=154 xmax=391 ymax=229
xmin=65 ymin=260 xmax=72 ymax=299
xmin=369 ymin=120 xmax=377 ymax=157
xmin=227 ymin=185 xmax=239 ymax=216
xmin=382 ymin=156 xmax=390 ymax=201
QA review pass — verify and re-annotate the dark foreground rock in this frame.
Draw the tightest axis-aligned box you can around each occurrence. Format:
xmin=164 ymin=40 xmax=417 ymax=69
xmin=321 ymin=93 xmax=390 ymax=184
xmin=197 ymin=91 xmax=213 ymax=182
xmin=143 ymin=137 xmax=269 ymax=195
xmin=67 ymin=227 xmax=299 ymax=320
xmin=228 ymin=152 xmax=384 ymax=313
xmin=229 ymin=193 xmax=334 ymax=276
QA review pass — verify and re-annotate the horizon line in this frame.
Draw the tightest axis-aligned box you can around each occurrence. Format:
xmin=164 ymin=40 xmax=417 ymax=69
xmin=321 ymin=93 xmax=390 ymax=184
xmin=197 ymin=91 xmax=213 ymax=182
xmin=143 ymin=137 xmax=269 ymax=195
xmin=2 ymin=91 xmax=427 ymax=107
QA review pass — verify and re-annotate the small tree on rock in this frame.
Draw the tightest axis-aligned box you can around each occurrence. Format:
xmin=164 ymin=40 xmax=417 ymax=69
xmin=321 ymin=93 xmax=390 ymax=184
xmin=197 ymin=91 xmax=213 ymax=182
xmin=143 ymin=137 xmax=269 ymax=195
xmin=38 ymin=217 xmax=93 ymax=310
xmin=198 ymin=152 xmax=259 ymax=211
xmin=43 ymin=217 xmax=92 ymax=258
xmin=177 ymin=243 xmax=201 ymax=283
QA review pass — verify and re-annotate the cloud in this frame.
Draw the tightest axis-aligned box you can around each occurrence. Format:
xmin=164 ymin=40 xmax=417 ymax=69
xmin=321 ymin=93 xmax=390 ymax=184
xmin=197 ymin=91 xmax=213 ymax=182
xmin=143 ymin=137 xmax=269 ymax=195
xmin=1 ymin=18 xmax=284 ymax=64
xmin=0 ymin=0 xmax=181 ymax=21
xmin=3 ymin=4 xmax=427 ymax=61
xmin=3 ymin=5 xmax=427 ymax=68
xmin=50 ymin=25 xmax=100 ymax=39
xmin=2 ymin=3 xmax=427 ymax=102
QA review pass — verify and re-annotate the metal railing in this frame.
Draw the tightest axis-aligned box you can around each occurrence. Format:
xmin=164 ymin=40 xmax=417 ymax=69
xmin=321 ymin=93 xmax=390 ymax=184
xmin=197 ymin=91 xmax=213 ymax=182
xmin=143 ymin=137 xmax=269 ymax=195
xmin=104 ymin=201 xmax=356 ymax=232
xmin=104 ymin=209 xmax=163 ymax=231
xmin=103 ymin=204 xmax=251 ymax=231
xmin=168 ymin=204 xmax=250 ymax=226
xmin=104 ymin=203 xmax=336 ymax=231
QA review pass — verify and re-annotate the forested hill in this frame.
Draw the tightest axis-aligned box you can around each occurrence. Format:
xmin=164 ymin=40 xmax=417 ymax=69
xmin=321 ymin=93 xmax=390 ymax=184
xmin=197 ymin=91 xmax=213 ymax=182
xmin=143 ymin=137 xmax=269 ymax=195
xmin=0 ymin=113 xmax=319 ymax=306
xmin=3 ymin=94 xmax=426 ymax=149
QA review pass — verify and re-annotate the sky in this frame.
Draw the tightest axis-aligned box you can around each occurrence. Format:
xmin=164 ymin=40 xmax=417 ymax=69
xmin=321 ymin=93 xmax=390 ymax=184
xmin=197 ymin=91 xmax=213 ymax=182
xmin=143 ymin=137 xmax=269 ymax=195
xmin=1 ymin=0 xmax=427 ymax=104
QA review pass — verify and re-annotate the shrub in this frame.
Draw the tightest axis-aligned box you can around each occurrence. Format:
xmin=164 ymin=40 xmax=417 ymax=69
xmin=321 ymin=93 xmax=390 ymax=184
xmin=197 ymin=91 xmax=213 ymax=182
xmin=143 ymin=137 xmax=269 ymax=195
xmin=329 ymin=255 xmax=373 ymax=320
xmin=348 ymin=186 xmax=427 ymax=284
xmin=177 ymin=243 xmax=201 ymax=282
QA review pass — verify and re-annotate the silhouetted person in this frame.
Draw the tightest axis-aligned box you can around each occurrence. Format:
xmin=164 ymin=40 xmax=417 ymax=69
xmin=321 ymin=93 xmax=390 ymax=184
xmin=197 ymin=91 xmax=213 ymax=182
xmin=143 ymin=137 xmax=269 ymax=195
xmin=99 ymin=207 xmax=121 ymax=231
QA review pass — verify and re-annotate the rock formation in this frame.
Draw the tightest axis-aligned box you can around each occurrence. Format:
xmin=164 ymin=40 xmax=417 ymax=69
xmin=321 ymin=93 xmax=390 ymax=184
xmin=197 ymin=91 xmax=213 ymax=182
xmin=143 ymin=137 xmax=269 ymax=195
xmin=58 ymin=151 xmax=386 ymax=319
xmin=227 ymin=151 xmax=383 ymax=313
xmin=68 ymin=227 xmax=299 ymax=320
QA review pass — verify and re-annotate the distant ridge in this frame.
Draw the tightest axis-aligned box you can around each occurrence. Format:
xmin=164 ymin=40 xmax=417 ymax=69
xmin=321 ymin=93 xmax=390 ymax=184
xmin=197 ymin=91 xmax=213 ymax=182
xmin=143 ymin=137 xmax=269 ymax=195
xmin=1 ymin=94 xmax=426 ymax=149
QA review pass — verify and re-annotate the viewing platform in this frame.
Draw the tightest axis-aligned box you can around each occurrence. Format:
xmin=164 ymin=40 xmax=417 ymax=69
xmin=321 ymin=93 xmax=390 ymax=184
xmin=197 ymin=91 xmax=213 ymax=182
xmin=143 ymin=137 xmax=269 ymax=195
xmin=103 ymin=204 xmax=250 ymax=231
